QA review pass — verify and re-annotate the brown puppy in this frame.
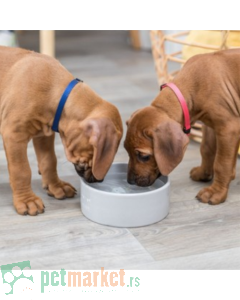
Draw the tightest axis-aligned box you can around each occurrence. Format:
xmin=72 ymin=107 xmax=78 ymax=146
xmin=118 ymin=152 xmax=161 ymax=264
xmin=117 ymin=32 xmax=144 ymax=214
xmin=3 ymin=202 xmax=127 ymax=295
xmin=124 ymin=49 xmax=240 ymax=205
xmin=0 ymin=46 xmax=123 ymax=215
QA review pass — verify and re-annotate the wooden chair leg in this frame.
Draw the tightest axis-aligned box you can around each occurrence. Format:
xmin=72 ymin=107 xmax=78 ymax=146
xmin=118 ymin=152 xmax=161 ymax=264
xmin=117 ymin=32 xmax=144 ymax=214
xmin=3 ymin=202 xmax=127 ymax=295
xmin=40 ymin=30 xmax=55 ymax=57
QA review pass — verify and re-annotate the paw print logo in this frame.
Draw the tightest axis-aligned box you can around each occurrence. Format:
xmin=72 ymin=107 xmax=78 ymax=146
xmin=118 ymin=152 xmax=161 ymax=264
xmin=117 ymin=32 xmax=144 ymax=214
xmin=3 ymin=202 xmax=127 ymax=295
xmin=0 ymin=260 xmax=34 ymax=295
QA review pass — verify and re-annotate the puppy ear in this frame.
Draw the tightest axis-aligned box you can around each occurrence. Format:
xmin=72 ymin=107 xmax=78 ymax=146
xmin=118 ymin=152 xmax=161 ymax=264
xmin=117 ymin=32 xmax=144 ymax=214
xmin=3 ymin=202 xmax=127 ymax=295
xmin=80 ymin=118 xmax=122 ymax=180
xmin=152 ymin=121 xmax=189 ymax=175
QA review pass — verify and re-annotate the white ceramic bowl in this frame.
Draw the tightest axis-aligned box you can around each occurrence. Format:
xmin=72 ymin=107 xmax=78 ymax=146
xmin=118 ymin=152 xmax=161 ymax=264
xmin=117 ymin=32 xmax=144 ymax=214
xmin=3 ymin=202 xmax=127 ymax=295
xmin=80 ymin=163 xmax=170 ymax=227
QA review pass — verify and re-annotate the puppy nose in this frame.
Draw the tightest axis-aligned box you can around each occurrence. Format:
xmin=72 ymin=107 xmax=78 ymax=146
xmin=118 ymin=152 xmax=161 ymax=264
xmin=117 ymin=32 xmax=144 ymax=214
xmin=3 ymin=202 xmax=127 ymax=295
xmin=127 ymin=172 xmax=136 ymax=185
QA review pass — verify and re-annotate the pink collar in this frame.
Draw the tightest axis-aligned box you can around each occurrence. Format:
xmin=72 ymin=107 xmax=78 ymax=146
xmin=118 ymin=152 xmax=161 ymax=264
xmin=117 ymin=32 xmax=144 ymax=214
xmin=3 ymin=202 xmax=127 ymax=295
xmin=160 ymin=83 xmax=191 ymax=135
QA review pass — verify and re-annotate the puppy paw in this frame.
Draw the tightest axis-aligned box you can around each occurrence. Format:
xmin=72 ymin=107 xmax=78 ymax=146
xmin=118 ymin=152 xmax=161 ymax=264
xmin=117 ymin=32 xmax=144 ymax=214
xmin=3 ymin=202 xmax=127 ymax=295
xmin=14 ymin=194 xmax=45 ymax=216
xmin=190 ymin=166 xmax=213 ymax=182
xmin=45 ymin=180 xmax=77 ymax=200
xmin=196 ymin=186 xmax=228 ymax=205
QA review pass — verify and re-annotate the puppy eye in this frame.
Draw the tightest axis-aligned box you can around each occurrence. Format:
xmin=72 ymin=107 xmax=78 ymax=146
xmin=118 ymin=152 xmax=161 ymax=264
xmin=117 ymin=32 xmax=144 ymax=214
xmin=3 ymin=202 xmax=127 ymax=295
xmin=137 ymin=152 xmax=151 ymax=162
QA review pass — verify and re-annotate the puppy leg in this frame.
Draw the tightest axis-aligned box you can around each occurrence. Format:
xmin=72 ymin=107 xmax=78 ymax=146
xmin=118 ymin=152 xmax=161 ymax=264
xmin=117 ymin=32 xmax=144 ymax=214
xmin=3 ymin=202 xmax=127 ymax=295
xmin=33 ymin=134 xmax=76 ymax=199
xmin=3 ymin=133 xmax=45 ymax=216
xmin=196 ymin=126 xmax=240 ymax=205
xmin=190 ymin=125 xmax=216 ymax=182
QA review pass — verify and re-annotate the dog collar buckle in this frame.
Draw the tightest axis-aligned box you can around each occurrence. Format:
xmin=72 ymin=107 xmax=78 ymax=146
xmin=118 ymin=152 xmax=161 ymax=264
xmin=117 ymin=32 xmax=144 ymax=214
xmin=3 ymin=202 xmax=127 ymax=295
xmin=160 ymin=83 xmax=191 ymax=135
xmin=52 ymin=78 xmax=83 ymax=133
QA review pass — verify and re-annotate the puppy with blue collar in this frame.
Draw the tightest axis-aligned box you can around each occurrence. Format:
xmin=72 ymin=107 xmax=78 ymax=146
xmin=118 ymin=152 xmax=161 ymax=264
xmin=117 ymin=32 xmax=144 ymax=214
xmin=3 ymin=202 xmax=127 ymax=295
xmin=0 ymin=46 xmax=123 ymax=215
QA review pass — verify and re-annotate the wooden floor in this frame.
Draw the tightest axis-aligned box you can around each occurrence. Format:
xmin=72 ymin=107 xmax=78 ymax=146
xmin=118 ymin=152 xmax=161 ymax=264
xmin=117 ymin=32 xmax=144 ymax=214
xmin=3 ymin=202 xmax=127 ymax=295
xmin=0 ymin=31 xmax=240 ymax=270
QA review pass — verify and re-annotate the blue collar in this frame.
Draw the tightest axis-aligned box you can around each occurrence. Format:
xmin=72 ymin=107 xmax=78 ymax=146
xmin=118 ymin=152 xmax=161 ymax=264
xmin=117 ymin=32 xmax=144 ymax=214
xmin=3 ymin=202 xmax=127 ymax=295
xmin=52 ymin=78 xmax=83 ymax=132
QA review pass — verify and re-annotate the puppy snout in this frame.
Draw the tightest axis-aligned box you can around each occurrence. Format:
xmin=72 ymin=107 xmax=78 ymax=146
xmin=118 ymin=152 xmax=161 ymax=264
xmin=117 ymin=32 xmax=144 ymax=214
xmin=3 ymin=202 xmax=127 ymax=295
xmin=136 ymin=177 xmax=151 ymax=187
xmin=136 ymin=172 xmax=161 ymax=187
xmin=84 ymin=168 xmax=104 ymax=183
xmin=74 ymin=164 xmax=85 ymax=177
xmin=74 ymin=164 xmax=103 ymax=183
xmin=127 ymin=172 xmax=136 ymax=185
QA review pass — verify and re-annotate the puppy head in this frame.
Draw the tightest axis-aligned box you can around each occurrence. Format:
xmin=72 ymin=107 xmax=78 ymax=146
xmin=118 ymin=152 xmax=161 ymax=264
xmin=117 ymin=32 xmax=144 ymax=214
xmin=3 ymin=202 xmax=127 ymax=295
xmin=124 ymin=106 xmax=189 ymax=186
xmin=62 ymin=117 xmax=122 ymax=183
